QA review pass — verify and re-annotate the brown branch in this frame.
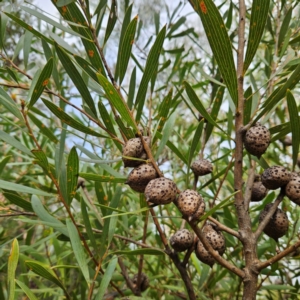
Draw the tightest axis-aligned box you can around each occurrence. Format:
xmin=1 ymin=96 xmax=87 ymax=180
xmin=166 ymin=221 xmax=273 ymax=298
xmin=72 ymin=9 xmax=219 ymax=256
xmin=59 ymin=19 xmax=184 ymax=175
xmin=0 ymin=212 xmax=36 ymax=217
xmin=118 ymin=257 xmax=138 ymax=295
xmin=254 ymin=189 xmax=285 ymax=240
xmin=188 ymin=220 xmax=245 ymax=278
xmin=244 ymin=160 xmax=256 ymax=209
xmin=257 ymin=239 xmax=300 ymax=271
xmin=207 ymin=216 xmax=240 ymax=239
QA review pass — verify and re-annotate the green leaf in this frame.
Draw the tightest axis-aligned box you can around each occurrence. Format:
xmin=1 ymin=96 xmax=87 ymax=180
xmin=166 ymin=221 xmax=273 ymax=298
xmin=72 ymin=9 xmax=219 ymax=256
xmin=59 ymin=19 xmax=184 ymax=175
xmin=81 ymin=200 xmax=98 ymax=251
xmin=66 ymin=147 xmax=79 ymax=205
xmin=135 ymin=26 xmax=166 ymax=122
xmin=254 ymin=63 xmax=300 ymax=122
xmin=261 ymin=285 xmax=295 ymax=291
xmin=118 ymin=16 xmax=138 ymax=84
xmin=278 ymin=7 xmax=292 ymax=55
xmin=155 ymin=111 xmax=177 ymax=160
xmin=97 ymin=74 xmax=137 ymax=131
xmin=15 ymin=280 xmax=38 ymax=300
xmin=114 ymin=115 xmax=135 ymax=139
xmin=7 ymin=238 xmax=19 ymax=300
xmin=103 ymin=0 xmax=118 ymax=45
xmin=112 ymin=249 xmax=164 ymax=256
xmin=153 ymin=88 xmax=173 ymax=143
xmin=55 ymin=44 xmax=97 ymax=117
xmin=25 ymin=260 xmax=66 ymax=291
xmin=0 ymin=130 xmax=33 ymax=157
xmin=0 ymin=180 xmax=52 ymax=196
xmin=79 ymin=172 xmax=126 ymax=183
xmin=0 ymin=86 xmax=24 ymax=122
xmin=3 ymin=12 xmax=53 ymax=44
xmin=188 ymin=121 xmax=204 ymax=168
xmin=286 ymin=90 xmax=300 ymax=169
xmin=32 ymin=150 xmax=49 ymax=172
xmin=191 ymin=0 xmax=238 ymax=105
xmin=42 ymin=99 xmax=106 ymax=137
xmin=52 ymin=1 xmax=106 ymax=75
xmin=3 ymin=191 xmax=33 ymax=212
xmin=95 ymin=256 xmax=118 ymax=300
xmin=184 ymin=81 xmax=220 ymax=130
xmin=56 ymin=0 xmax=76 ymax=6
xmin=127 ymin=66 xmax=136 ymax=110
xmin=28 ymin=112 xmax=59 ymax=143
xmin=28 ymin=59 xmax=53 ymax=109
xmin=102 ymin=206 xmax=149 ymax=219
xmin=244 ymin=86 xmax=253 ymax=125
xmin=205 ymin=86 xmax=225 ymax=142
xmin=66 ymin=219 xmax=90 ymax=286
xmin=0 ymin=155 xmax=11 ymax=173
xmin=31 ymin=195 xmax=69 ymax=236
xmin=244 ymin=0 xmax=270 ymax=73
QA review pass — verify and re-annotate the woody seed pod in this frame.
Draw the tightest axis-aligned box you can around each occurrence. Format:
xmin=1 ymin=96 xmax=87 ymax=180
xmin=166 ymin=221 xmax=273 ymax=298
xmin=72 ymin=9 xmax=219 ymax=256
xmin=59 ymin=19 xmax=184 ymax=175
xmin=261 ymin=166 xmax=291 ymax=190
xmin=191 ymin=159 xmax=213 ymax=176
xmin=285 ymin=172 xmax=300 ymax=205
xmin=170 ymin=229 xmax=194 ymax=252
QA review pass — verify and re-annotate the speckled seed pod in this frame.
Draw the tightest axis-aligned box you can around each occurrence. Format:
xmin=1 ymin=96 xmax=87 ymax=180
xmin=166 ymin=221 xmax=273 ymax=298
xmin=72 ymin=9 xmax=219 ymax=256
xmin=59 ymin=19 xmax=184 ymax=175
xmin=175 ymin=189 xmax=206 ymax=222
xmin=145 ymin=178 xmax=177 ymax=205
xmin=261 ymin=166 xmax=291 ymax=190
xmin=122 ymin=137 xmax=151 ymax=167
xmin=191 ymin=159 xmax=213 ymax=176
xmin=285 ymin=172 xmax=300 ymax=205
xmin=132 ymin=273 xmax=149 ymax=292
xmin=259 ymin=203 xmax=289 ymax=241
xmin=251 ymin=181 xmax=268 ymax=202
xmin=170 ymin=229 xmax=194 ymax=252
xmin=244 ymin=123 xmax=271 ymax=157
xmin=126 ymin=163 xmax=159 ymax=193
xmin=195 ymin=223 xmax=226 ymax=267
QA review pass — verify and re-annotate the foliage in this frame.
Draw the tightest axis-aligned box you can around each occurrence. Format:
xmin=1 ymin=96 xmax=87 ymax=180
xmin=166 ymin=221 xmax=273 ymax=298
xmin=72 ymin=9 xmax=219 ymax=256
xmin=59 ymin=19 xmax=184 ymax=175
xmin=0 ymin=0 xmax=300 ymax=299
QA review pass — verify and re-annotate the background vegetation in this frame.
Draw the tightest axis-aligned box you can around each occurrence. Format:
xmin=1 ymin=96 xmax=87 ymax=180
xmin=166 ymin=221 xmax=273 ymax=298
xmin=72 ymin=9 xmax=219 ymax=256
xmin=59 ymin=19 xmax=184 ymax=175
xmin=0 ymin=0 xmax=300 ymax=299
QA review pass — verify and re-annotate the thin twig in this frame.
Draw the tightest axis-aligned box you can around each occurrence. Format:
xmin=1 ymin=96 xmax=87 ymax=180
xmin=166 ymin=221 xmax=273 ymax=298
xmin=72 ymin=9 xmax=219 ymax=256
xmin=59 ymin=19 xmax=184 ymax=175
xmin=207 ymin=216 xmax=240 ymax=239
xmin=244 ymin=160 xmax=256 ymax=210
xmin=254 ymin=189 xmax=285 ymax=240
xmin=118 ymin=257 xmax=138 ymax=295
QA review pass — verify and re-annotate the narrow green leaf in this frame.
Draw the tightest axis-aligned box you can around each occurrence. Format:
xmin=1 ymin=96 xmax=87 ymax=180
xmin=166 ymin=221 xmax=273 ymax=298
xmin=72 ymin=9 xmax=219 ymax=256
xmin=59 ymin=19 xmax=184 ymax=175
xmin=0 ymin=155 xmax=11 ymax=173
xmin=254 ymin=63 xmax=300 ymax=122
xmin=25 ymin=261 xmax=66 ymax=290
xmin=97 ymin=73 xmax=137 ymax=131
xmin=0 ymin=130 xmax=33 ymax=156
xmin=67 ymin=147 xmax=79 ymax=205
xmin=135 ymin=26 xmax=166 ymax=122
xmin=32 ymin=150 xmax=49 ymax=172
xmin=0 ymin=86 xmax=24 ymax=121
xmin=191 ymin=0 xmax=238 ymax=104
xmin=31 ymin=195 xmax=69 ymax=236
xmin=261 ymin=285 xmax=295 ymax=291
xmin=115 ymin=4 xmax=133 ymax=81
xmin=205 ymin=86 xmax=225 ymax=141
xmin=3 ymin=12 xmax=52 ymax=44
xmin=155 ymin=131 xmax=188 ymax=164
xmin=167 ymin=16 xmax=186 ymax=38
xmin=52 ymin=0 xmax=106 ymax=75
xmin=118 ymin=16 xmax=138 ymax=84
xmin=244 ymin=0 xmax=270 ymax=73
xmin=3 ymin=191 xmax=33 ymax=212
xmin=66 ymin=219 xmax=90 ymax=285
xmin=102 ymin=206 xmax=149 ymax=219
xmin=114 ymin=115 xmax=135 ymax=139
xmin=127 ymin=66 xmax=136 ymax=110
xmin=104 ymin=0 xmax=118 ymax=45
xmin=112 ymin=249 xmax=164 ymax=256
xmin=56 ymin=0 xmax=76 ymax=6
xmin=278 ymin=7 xmax=292 ymax=55
xmin=55 ymin=44 xmax=97 ymax=117
xmin=7 ymin=238 xmax=19 ymax=300
xmin=155 ymin=112 xmax=177 ymax=160
xmin=42 ymin=99 xmax=106 ymax=137
xmin=108 ymin=212 xmax=117 ymax=245
xmin=74 ymin=55 xmax=99 ymax=82
xmin=286 ymin=90 xmax=300 ymax=169
xmin=184 ymin=81 xmax=220 ymax=129
xmin=95 ymin=256 xmax=118 ymax=300
xmin=244 ymin=86 xmax=253 ymax=125
xmin=188 ymin=121 xmax=204 ymax=167
xmin=0 ymin=180 xmax=52 ymax=196
xmin=153 ymin=88 xmax=173 ymax=142
xmin=81 ymin=200 xmax=98 ymax=251
xmin=79 ymin=172 xmax=126 ymax=183
xmin=15 ymin=280 xmax=38 ymax=300
xmin=28 ymin=112 xmax=59 ymax=143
